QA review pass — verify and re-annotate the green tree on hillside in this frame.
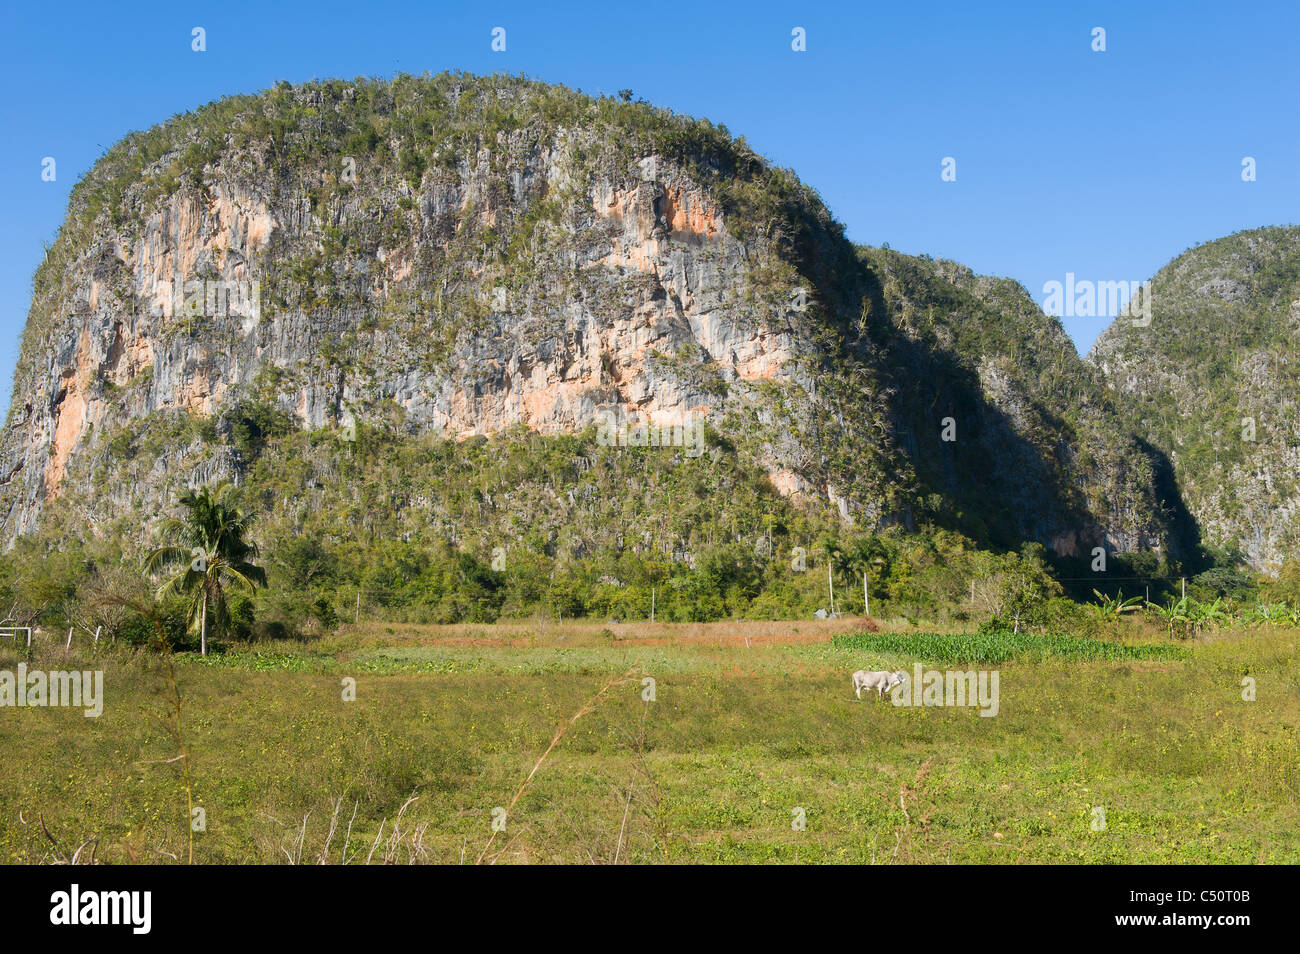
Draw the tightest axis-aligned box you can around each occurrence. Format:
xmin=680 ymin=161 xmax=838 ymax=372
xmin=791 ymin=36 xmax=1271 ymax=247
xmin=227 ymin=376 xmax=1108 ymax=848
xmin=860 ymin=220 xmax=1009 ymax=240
xmin=821 ymin=537 xmax=848 ymax=616
xmin=848 ymin=535 xmax=892 ymax=618
xmin=145 ymin=483 xmax=267 ymax=655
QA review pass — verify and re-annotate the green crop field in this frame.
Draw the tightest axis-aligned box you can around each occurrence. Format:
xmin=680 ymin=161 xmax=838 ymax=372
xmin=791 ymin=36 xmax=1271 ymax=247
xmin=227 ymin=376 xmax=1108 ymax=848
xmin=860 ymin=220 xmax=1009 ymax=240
xmin=0 ymin=621 xmax=1296 ymax=864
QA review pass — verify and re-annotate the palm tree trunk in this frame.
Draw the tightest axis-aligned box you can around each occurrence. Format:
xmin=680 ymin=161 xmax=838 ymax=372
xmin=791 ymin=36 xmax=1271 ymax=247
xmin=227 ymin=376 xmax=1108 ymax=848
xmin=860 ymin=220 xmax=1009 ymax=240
xmin=201 ymin=588 xmax=208 ymax=656
xmin=827 ymin=563 xmax=835 ymax=617
xmin=863 ymin=571 xmax=869 ymax=618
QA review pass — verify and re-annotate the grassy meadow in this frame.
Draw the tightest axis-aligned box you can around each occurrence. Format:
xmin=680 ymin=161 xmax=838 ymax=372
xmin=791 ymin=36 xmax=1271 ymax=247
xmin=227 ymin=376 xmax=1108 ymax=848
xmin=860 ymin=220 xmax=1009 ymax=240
xmin=0 ymin=618 xmax=1296 ymax=864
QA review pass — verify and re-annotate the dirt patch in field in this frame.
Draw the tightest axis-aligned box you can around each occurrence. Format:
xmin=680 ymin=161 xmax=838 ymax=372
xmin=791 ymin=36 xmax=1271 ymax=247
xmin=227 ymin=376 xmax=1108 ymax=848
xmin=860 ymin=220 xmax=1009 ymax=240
xmin=339 ymin=617 xmax=878 ymax=649
xmin=1126 ymin=660 xmax=1187 ymax=673
xmin=605 ymin=631 xmax=835 ymax=648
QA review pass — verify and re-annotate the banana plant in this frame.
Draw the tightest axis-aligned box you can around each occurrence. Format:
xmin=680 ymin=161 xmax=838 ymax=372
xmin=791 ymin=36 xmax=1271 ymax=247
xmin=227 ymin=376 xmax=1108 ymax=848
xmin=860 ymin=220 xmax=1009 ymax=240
xmin=1089 ymin=589 xmax=1143 ymax=620
xmin=1188 ymin=598 xmax=1229 ymax=634
xmin=1250 ymin=601 xmax=1293 ymax=624
xmin=1147 ymin=596 xmax=1192 ymax=639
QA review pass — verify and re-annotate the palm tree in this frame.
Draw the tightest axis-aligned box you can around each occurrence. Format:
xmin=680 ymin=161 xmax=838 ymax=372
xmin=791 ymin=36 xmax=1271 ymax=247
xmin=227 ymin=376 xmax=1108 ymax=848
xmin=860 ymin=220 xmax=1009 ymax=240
xmin=145 ymin=483 xmax=266 ymax=655
xmin=849 ymin=536 xmax=890 ymax=618
xmin=821 ymin=537 xmax=847 ymax=617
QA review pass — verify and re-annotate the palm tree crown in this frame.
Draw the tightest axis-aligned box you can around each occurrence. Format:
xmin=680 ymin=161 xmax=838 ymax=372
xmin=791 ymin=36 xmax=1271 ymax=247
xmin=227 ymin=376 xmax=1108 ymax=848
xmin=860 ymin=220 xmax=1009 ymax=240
xmin=145 ymin=483 xmax=266 ymax=654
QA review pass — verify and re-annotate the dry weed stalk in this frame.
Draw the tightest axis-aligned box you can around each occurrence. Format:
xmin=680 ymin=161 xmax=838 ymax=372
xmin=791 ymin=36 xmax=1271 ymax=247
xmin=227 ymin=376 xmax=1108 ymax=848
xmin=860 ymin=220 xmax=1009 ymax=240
xmin=891 ymin=756 xmax=934 ymax=862
xmin=476 ymin=665 xmax=641 ymax=865
xmin=269 ymin=793 xmax=431 ymax=865
xmin=18 ymin=811 xmax=99 ymax=865
xmin=613 ymin=696 xmax=661 ymax=863
xmin=78 ymin=594 xmax=196 ymax=865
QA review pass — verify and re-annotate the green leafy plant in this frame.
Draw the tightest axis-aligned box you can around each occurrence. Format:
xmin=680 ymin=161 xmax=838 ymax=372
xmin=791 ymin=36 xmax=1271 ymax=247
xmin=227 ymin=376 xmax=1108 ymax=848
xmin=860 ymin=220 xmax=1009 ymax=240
xmin=1147 ymin=597 xmax=1192 ymax=639
xmin=145 ymin=483 xmax=267 ymax=655
xmin=1087 ymin=589 xmax=1144 ymax=620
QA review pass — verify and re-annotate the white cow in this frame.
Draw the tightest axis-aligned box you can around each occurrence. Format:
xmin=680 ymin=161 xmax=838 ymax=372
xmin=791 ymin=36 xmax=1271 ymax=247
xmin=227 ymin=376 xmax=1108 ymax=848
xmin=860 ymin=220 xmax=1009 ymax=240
xmin=852 ymin=669 xmax=907 ymax=700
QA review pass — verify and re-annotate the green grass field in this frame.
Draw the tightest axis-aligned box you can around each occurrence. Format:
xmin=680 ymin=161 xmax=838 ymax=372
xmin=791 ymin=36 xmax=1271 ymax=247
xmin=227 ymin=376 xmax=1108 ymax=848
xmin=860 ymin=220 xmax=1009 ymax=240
xmin=1 ymin=619 xmax=1296 ymax=864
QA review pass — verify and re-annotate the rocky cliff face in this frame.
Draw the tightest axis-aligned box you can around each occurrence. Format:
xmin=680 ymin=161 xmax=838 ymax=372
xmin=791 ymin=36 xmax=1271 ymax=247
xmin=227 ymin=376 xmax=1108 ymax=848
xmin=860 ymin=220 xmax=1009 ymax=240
xmin=1089 ymin=226 xmax=1300 ymax=570
xmin=861 ymin=248 xmax=1174 ymax=557
xmin=0 ymin=74 xmax=1176 ymax=560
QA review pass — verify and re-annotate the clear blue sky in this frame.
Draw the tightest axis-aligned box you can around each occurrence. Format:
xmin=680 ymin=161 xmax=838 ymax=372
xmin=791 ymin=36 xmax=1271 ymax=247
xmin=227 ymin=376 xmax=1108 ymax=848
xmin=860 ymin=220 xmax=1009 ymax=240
xmin=1 ymin=0 xmax=1296 ymax=418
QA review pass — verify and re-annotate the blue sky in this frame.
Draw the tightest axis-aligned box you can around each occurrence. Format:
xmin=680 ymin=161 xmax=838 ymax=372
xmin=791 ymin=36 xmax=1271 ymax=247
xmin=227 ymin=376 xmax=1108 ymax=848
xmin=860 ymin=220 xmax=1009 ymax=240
xmin=1 ymin=0 xmax=1296 ymax=418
